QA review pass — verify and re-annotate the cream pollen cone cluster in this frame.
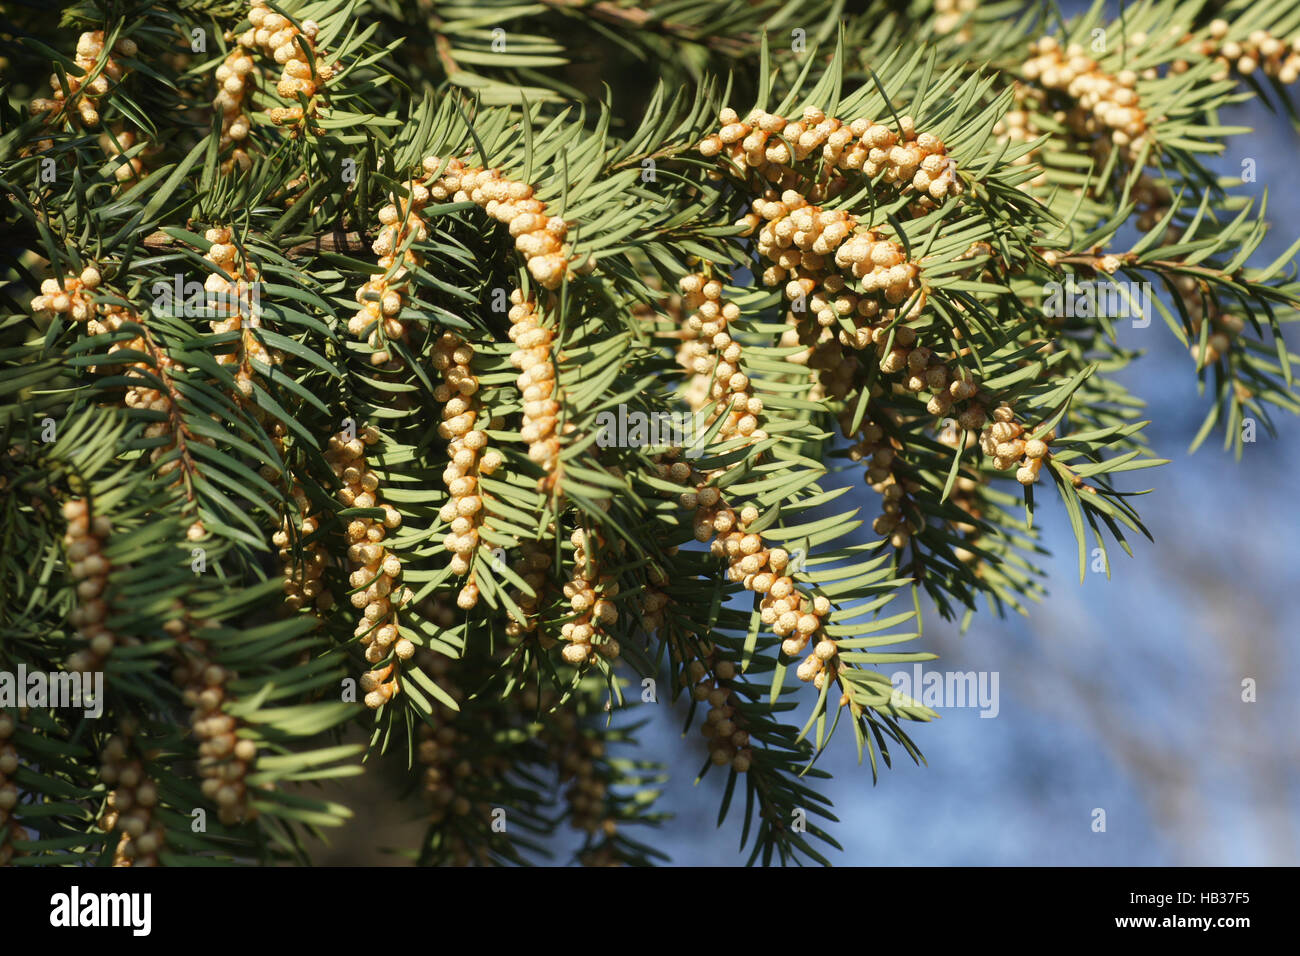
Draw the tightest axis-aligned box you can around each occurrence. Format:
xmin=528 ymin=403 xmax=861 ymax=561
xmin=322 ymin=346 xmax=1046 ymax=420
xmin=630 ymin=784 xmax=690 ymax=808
xmin=213 ymin=46 xmax=256 ymax=171
xmin=978 ymin=404 xmax=1054 ymax=485
xmin=0 ymin=713 xmax=25 ymax=866
xmin=328 ymin=427 xmax=411 ymax=707
xmin=1188 ymin=303 xmax=1245 ymax=366
xmin=505 ymin=540 xmax=553 ymax=639
xmin=747 ymin=188 xmax=926 ymax=404
xmin=37 ymin=275 xmax=207 ymax=524
xmin=667 ymin=466 xmax=837 ymax=686
xmin=848 ymin=418 xmax=923 ymax=549
xmin=1023 ymin=37 xmax=1148 ymax=153
xmin=560 ymin=529 xmax=619 ymax=665
xmin=63 ymin=498 xmax=117 ymax=673
xmin=118 ymin=319 xmax=204 ymax=483
xmin=1175 ymin=21 xmax=1300 ymax=85
xmin=424 ymin=156 xmax=572 ymax=289
xmin=350 ymin=187 xmax=431 ymax=369
xmin=32 ymin=267 xmax=100 ymax=322
xmin=676 ymin=274 xmax=766 ymax=442
xmin=169 ymin=618 xmax=258 ymax=826
xmin=700 ymin=105 xmax=962 ymax=211
xmin=433 ymin=332 xmax=493 ymax=608
xmin=98 ymin=126 xmax=146 ymax=186
xmin=506 ymin=292 xmax=561 ymax=481
xmin=272 ymin=486 xmax=330 ymax=615
xmin=639 ymin=562 xmax=670 ymax=636
xmin=244 ymin=3 xmax=332 ymax=127
xmin=933 ymin=0 xmax=977 ymax=40
xmin=98 ymin=735 xmax=164 ymax=866
xmin=30 ymin=31 xmax=136 ymax=129
xmin=751 ymin=190 xmax=925 ymax=362
xmin=992 ymin=88 xmax=1048 ymax=191
xmin=205 ymin=226 xmax=270 ymax=398
xmin=681 ymin=651 xmax=754 ymax=772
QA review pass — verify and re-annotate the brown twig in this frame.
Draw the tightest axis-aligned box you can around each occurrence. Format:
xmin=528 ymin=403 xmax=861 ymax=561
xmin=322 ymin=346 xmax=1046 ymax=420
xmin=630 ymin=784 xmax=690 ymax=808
xmin=140 ymin=229 xmax=371 ymax=258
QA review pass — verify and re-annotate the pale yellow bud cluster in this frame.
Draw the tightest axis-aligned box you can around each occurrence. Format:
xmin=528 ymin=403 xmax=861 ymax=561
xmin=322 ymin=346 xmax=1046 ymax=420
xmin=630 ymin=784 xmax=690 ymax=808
xmin=680 ymin=652 xmax=754 ymax=772
xmin=847 ymin=419 xmax=923 ymax=548
xmin=0 ymin=712 xmax=24 ymax=866
xmin=36 ymin=273 xmax=207 ymax=489
xmin=1188 ymin=300 xmax=1245 ymax=366
xmin=1023 ymin=37 xmax=1148 ymax=153
xmin=205 ymin=226 xmax=269 ymax=398
xmin=834 ymin=229 xmax=922 ymax=307
xmin=933 ymin=428 xmax=985 ymax=563
xmin=416 ymin=652 xmax=504 ymax=863
xmin=666 ymin=466 xmax=836 ymax=684
xmin=1175 ymin=21 xmax=1300 ymax=85
xmin=560 ymin=528 xmax=620 ymax=666
xmin=328 ymin=427 xmax=412 ymax=704
xmin=433 ymin=333 xmax=491 ymax=607
xmin=992 ymin=90 xmax=1048 ymax=191
xmin=243 ymin=3 xmax=332 ymax=127
xmin=639 ymin=562 xmax=670 ymax=636
xmin=29 ymin=31 xmax=136 ymax=129
xmin=762 ymin=194 xmax=925 ymax=404
xmin=933 ymin=0 xmax=977 ymax=40
xmin=169 ymin=624 xmax=258 ymax=826
xmin=978 ymin=405 xmax=1054 ymax=485
xmin=213 ymin=47 xmax=256 ymax=172
xmin=31 ymin=267 xmax=100 ymax=321
xmin=559 ymin=733 xmax=616 ymax=836
xmin=63 ymin=498 xmax=117 ymax=673
xmin=676 ymin=274 xmax=766 ymax=441
xmin=700 ymin=105 xmax=962 ymax=210
xmin=506 ymin=292 xmax=561 ymax=482
xmin=1133 ymin=173 xmax=1174 ymax=233
xmin=276 ymin=171 xmax=311 ymax=207
xmin=751 ymin=190 xmax=925 ymax=368
xmin=777 ymin=322 xmax=851 ymax=402
xmin=272 ymin=486 xmax=331 ymax=614
xmin=424 ymin=156 xmax=571 ymax=289
xmin=349 ymin=189 xmax=431 ymax=368
xmin=505 ymin=540 xmax=553 ymax=639
xmin=757 ymin=195 xmax=857 ymax=313
xmin=869 ymin=322 xmax=966 ymax=415
xmin=98 ymin=127 xmax=145 ymax=186
xmin=98 ymin=735 xmax=164 ymax=866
